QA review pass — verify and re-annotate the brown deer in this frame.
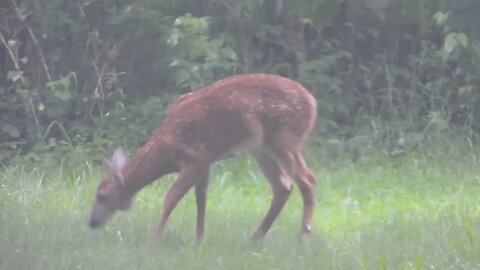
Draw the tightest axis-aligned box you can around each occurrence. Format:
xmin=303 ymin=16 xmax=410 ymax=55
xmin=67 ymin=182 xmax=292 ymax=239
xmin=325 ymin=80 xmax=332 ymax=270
xmin=89 ymin=73 xmax=317 ymax=244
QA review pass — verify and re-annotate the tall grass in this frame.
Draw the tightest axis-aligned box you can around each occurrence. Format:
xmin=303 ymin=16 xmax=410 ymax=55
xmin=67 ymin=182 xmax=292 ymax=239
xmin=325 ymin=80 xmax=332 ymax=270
xmin=1 ymin=144 xmax=480 ymax=269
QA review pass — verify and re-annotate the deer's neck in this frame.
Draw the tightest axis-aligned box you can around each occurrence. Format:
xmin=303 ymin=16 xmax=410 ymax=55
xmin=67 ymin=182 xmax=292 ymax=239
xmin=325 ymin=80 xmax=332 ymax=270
xmin=121 ymin=139 xmax=178 ymax=197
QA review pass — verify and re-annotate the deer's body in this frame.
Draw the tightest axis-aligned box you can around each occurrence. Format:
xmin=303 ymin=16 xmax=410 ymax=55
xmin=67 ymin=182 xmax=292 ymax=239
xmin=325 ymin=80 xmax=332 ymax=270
xmin=90 ymin=73 xmax=317 ymax=244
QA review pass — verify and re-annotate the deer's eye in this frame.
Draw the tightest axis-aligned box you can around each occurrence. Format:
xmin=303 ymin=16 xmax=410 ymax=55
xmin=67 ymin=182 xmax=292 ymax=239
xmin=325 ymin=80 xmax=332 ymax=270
xmin=97 ymin=194 xmax=108 ymax=203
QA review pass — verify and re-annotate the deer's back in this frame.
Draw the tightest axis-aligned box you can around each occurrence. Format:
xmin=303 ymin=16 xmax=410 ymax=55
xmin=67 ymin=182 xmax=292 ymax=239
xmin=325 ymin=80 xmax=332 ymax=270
xmin=159 ymin=74 xmax=317 ymax=159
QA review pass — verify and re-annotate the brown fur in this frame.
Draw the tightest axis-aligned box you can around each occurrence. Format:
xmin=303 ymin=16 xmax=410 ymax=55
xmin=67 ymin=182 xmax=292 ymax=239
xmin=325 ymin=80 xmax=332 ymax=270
xmin=89 ymin=73 xmax=317 ymax=244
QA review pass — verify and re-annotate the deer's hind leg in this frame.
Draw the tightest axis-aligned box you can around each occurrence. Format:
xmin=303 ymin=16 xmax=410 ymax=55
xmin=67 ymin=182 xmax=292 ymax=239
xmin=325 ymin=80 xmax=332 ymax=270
xmin=267 ymin=132 xmax=317 ymax=244
xmin=250 ymin=148 xmax=293 ymax=242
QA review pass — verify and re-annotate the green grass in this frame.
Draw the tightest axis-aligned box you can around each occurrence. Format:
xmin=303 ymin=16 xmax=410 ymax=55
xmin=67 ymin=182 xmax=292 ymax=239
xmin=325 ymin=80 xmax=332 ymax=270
xmin=1 ymin=147 xmax=480 ymax=270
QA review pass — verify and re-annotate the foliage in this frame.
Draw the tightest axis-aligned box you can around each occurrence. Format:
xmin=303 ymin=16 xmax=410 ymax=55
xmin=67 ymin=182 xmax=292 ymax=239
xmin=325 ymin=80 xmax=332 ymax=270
xmin=2 ymin=0 xmax=480 ymax=161
xmin=4 ymin=95 xmax=171 ymax=170
xmin=168 ymin=13 xmax=239 ymax=91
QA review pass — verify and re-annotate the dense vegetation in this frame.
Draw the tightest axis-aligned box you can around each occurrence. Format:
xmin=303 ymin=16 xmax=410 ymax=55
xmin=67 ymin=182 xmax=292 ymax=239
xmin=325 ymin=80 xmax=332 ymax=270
xmin=1 ymin=0 xmax=480 ymax=163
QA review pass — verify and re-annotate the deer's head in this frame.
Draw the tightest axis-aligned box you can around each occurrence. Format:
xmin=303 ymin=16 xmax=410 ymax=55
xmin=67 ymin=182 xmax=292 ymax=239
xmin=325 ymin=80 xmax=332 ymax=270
xmin=89 ymin=147 xmax=134 ymax=229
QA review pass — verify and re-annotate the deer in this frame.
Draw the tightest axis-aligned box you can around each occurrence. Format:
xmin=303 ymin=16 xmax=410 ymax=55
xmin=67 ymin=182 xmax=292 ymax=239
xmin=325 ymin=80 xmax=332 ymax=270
xmin=89 ymin=73 xmax=317 ymax=245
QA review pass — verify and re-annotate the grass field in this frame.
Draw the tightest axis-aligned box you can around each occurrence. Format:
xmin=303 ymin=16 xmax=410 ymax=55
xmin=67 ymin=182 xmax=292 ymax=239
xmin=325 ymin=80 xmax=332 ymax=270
xmin=1 ymin=145 xmax=480 ymax=270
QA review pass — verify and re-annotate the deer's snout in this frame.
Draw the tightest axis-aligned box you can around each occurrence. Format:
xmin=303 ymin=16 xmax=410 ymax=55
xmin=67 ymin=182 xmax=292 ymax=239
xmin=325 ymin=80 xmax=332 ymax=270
xmin=89 ymin=203 xmax=112 ymax=229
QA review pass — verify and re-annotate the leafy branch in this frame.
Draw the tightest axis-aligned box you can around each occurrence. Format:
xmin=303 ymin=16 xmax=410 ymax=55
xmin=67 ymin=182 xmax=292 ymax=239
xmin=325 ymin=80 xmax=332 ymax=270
xmin=10 ymin=0 xmax=52 ymax=82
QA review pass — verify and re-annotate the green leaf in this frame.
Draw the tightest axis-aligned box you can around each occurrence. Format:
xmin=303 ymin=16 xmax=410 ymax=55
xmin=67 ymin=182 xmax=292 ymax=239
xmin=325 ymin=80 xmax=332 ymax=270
xmin=444 ymin=32 xmax=468 ymax=54
xmin=7 ymin=39 xmax=17 ymax=47
xmin=174 ymin=69 xmax=190 ymax=86
xmin=46 ymin=73 xmax=75 ymax=101
xmin=2 ymin=124 xmax=21 ymax=138
xmin=53 ymin=89 xmax=72 ymax=101
xmin=219 ymin=47 xmax=237 ymax=61
xmin=7 ymin=71 xmax=24 ymax=83
xmin=462 ymin=220 xmax=474 ymax=248
xmin=433 ymin=11 xmax=449 ymax=26
xmin=167 ymin=30 xmax=179 ymax=46
xmin=456 ymin=32 xmax=468 ymax=47
xmin=46 ymin=74 xmax=72 ymax=90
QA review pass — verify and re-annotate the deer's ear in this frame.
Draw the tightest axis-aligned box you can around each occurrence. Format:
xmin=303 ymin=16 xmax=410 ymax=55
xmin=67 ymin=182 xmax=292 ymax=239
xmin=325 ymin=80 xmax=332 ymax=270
xmin=111 ymin=147 xmax=128 ymax=169
xmin=113 ymin=170 xmax=125 ymax=186
xmin=102 ymin=158 xmax=113 ymax=172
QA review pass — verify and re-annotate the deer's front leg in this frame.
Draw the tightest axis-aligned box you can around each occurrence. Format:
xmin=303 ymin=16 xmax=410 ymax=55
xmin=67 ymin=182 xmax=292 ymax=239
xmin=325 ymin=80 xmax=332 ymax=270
xmin=150 ymin=164 xmax=207 ymax=243
xmin=195 ymin=170 xmax=209 ymax=244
